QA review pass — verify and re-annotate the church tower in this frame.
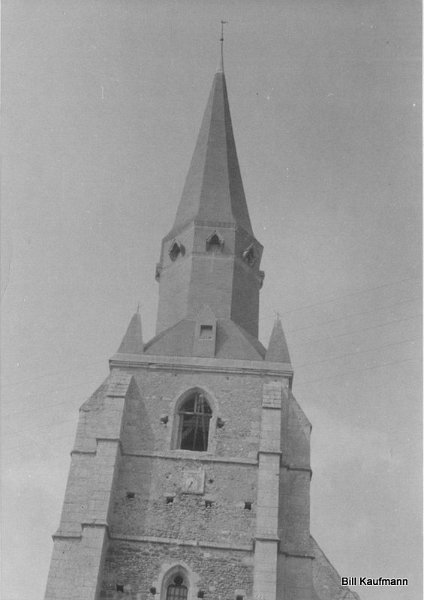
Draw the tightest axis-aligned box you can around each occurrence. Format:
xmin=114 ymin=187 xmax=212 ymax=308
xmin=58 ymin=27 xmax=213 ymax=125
xmin=44 ymin=43 xmax=359 ymax=600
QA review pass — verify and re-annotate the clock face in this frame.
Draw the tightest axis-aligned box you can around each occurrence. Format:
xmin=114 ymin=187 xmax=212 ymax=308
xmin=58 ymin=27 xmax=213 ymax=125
xmin=182 ymin=468 xmax=205 ymax=494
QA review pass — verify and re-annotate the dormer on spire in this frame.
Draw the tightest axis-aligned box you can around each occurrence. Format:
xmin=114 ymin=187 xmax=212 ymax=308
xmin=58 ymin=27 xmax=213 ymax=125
xmin=193 ymin=305 xmax=217 ymax=358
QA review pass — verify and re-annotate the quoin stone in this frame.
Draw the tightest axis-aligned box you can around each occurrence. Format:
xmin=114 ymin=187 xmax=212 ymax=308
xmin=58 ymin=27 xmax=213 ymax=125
xmin=44 ymin=40 xmax=360 ymax=600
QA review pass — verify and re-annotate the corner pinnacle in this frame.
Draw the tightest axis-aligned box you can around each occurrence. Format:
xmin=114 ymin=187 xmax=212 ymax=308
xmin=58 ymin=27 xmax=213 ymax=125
xmin=265 ymin=315 xmax=291 ymax=364
xmin=117 ymin=311 xmax=144 ymax=355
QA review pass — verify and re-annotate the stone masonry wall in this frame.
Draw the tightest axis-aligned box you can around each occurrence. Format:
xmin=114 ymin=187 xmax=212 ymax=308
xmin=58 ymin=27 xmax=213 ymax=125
xmin=56 ymin=362 xmax=321 ymax=600
xmin=100 ymin=365 xmax=266 ymax=598
xmin=108 ymin=366 xmax=265 ymax=546
xmin=101 ymin=541 xmax=253 ymax=599
xmin=117 ymin=367 xmax=266 ymax=459
xmin=110 ymin=457 xmax=256 ymax=545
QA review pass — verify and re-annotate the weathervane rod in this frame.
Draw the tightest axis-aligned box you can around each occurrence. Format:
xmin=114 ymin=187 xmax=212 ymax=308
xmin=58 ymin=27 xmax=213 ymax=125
xmin=219 ymin=20 xmax=228 ymax=72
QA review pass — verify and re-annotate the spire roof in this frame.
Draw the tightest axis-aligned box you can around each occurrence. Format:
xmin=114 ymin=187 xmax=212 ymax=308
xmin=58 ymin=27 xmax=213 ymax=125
xmin=156 ymin=50 xmax=264 ymax=340
xmin=117 ymin=311 xmax=144 ymax=354
xmin=265 ymin=317 xmax=291 ymax=364
xmin=169 ymin=67 xmax=253 ymax=236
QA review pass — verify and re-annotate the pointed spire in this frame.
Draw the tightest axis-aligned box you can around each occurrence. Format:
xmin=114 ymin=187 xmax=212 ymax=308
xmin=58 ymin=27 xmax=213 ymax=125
xmin=156 ymin=51 xmax=263 ymax=338
xmin=117 ymin=310 xmax=144 ymax=354
xmin=265 ymin=316 xmax=291 ymax=363
xmin=169 ymin=48 xmax=253 ymax=237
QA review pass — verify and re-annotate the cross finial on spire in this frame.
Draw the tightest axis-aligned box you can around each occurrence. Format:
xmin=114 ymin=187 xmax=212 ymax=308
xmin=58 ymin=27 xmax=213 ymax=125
xmin=218 ymin=20 xmax=228 ymax=72
xmin=220 ymin=19 xmax=228 ymax=41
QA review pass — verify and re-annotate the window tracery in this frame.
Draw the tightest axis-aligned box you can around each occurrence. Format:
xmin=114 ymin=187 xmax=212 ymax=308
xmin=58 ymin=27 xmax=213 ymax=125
xmin=166 ymin=575 xmax=188 ymax=600
xmin=177 ymin=391 xmax=212 ymax=451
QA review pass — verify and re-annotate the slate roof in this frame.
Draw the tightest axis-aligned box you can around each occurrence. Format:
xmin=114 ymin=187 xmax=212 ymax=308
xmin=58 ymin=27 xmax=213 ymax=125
xmin=265 ymin=317 xmax=292 ymax=364
xmin=167 ymin=67 xmax=253 ymax=239
xmin=144 ymin=317 xmax=266 ymax=361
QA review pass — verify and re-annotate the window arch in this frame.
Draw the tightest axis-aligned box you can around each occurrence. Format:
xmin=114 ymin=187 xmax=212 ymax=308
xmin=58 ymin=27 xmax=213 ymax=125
xmin=206 ymin=231 xmax=224 ymax=252
xmin=242 ymin=244 xmax=256 ymax=266
xmin=166 ymin=574 xmax=188 ymax=600
xmin=177 ymin=391 xmax=212 ymax=452
xmin=169 ymin=240 xmax=185 ymax=261
xmin=158 ymin=564 xmax=195 ymax=600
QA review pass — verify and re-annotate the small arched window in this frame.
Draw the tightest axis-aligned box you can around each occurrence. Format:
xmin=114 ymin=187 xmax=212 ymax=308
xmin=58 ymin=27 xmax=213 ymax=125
xmin=242 ymin=244 xmax=256 ymax=266
xmin=177 ymin=391 xmax=212 ymax=451
xmin=169 ymin=240 xmax=185 ymax=261
xmin=166 ymin=575 xmax=188 ymax=600
xmin=206 ymin=231 xmax=224 ymax=252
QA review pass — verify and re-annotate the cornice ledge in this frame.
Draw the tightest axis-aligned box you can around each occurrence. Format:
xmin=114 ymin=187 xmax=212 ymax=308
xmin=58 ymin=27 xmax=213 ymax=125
xmin=254 ymin=534 xmax=280 ymax=543
xmin=81 ymin=520 xmax=109 ymax=530
xmin=71 ymin=448 xmax=97 ymax=456
xmin=52 ymin=521 xmax=110 ymax=541
xmin=96 ymin=437 xmax=122 ymax=445
xmin=52 ymin=531 xmax=82 ymax=541
xmin=258 ymin=449 xmax=283 ymax=457
xmin=110 ymin=533 xmax=252 ymax=552
xmin=198 ymin=540 xmax=252 ymax=552
xmin=71 ymin=438 xmax=123 ymax=456
xmin=194 ymin=219 xmax=237 ymax=229
xmin=279 ymin=547 xmax=315 ymax=559
xmin=281 ymin=462 xmax=312 ymax=474
xmin=109 ymin=353 xmax=293 ymax=378
xmin=122 ymin=450 xmax=258 ymax=466
xmin=111 ymin=533 xmax=197 ymax=546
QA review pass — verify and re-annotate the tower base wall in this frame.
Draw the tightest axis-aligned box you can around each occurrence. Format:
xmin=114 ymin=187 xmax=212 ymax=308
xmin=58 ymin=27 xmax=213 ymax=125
xmin=101 ymin=540 xmax=254 ymax=599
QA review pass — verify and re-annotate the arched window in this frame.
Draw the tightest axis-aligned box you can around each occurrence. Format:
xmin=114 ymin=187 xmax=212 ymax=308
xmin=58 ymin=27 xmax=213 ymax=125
xmin=177 ymin=391 xmax=212 ymax=451
xmin=169 ymin=240 xmax=185 ymax=261
xmin=166 ymin=574 xmax=188 ymax=600
xmin=206 ymin=231 xmax=224 ymax=252
xmin=242 ymin=244 xmax=256 ymax=266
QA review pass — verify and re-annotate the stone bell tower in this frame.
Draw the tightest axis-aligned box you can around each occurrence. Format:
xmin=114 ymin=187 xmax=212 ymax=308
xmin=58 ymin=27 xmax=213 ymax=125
xmin=44 ymin=42 xmax=359 ymax=600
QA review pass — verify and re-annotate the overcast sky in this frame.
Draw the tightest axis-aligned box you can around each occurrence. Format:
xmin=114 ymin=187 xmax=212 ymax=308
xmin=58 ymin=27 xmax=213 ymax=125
xmin=1 ymin=2 xmax=422 ymax=599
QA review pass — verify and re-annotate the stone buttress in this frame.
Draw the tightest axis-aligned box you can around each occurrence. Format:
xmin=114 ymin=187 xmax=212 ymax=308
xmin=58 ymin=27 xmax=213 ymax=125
xmin=44 ymin=51 xmax=359 ymax=600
